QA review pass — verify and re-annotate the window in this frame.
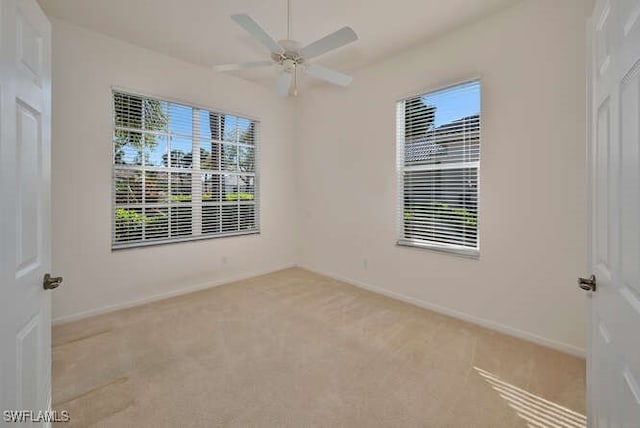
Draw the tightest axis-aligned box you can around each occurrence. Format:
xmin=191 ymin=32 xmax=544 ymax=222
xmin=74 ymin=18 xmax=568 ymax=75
xmin=112 ymin=90 xmax=258 ymax=249
xmin=396 ymin=80 xmax=480 ymax=256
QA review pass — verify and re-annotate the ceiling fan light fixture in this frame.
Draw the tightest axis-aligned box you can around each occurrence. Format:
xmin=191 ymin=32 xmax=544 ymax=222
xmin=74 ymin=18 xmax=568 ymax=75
xmin=282 ymin=58 xmax=296 ymax=73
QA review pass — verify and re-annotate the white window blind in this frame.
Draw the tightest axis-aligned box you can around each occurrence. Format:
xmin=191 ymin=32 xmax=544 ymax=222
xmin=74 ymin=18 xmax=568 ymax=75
xmin=112 ymin=90 xmax=259 ymax=249
xmin=396 ymin=80 xmax=480 ymax=256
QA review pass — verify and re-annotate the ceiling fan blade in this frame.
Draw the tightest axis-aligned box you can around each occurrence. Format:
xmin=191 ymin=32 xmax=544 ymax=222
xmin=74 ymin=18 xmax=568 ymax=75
xmin=300 ymin=27 xmax=358 ymax=60
xmin=214 ymin=60 xmax=273 ymax=72
xmin=231 ymin=13 xmax=283 ymax=54
xmin=277 ymin=72 xmax=293 ymax=97
xmin=305 ymin=64 xmax=353 ymax=87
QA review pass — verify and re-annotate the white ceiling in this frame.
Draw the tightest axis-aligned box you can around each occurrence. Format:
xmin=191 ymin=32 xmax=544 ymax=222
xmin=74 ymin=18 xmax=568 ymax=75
xmin=38 ymin=0 xmax=519 ymax=87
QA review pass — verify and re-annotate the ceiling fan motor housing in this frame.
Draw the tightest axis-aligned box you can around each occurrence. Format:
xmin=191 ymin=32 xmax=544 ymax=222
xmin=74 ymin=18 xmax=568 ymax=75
xmin=272 ymin=39 xmax=304 ymax=71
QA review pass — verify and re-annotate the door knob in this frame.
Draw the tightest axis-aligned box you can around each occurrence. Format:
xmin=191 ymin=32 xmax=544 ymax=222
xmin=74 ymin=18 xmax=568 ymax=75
xmin=43 ymin=273 xmax=63 ymax=290
xmin=578 ymin=274 xmax=596 ymax=292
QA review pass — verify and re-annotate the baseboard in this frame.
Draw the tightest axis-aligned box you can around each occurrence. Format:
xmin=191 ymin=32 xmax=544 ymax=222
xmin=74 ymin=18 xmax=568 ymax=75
xmin=298 ymin=264 xmax=586 ymax=359
xmin=52 ymin=263 xmax=296 ymax=326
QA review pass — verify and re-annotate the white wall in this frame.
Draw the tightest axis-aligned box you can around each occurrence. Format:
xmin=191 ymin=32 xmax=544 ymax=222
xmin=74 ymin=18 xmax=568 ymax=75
xmin=51 ymin=19 xmax=296 ymax=322
xmin=295 ymin=0 xmax=589 ymax=355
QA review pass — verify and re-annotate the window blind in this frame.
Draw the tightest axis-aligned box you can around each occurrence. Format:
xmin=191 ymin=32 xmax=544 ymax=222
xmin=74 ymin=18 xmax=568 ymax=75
xmin=112 ymin=90 xmax=259 ymax=249
xmin=396 ymin=80 xmax=480 ymax=256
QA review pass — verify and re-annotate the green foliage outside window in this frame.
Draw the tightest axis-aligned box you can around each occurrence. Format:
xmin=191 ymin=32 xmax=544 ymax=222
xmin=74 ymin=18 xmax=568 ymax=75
xmin=405 ymin=202 xmax=477 ymax=227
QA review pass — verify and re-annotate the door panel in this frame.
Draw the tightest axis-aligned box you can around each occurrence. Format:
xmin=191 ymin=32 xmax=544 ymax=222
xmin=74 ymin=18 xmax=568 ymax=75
xmin=619 ymin=65 xmax=640 ymax=296
xmin=16 ymin=10 xmax=43 ymax=87
xmin=621 ymin=369 xmax=640 ymax=423
xmin=621 ymin=0 xmax=640 ymax=39
xmin=595 ymin=1 xmax=612 ymax=80
xmin=16 ymin=314 xmax=41 ymax=411
xmin=595 ymin=98 xmax=611 ymax=276
xmin=16 ymin=99 xmax=42 ymax=277
xmin=589 ymin=0 xmax=640 ymax=426
xmin=0 ymin=0 xmax=51 ymax=424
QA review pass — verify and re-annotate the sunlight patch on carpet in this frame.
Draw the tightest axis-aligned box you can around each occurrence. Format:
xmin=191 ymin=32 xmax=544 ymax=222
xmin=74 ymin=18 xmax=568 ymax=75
xmin=474 ymin=366 xmax=586 ymax=428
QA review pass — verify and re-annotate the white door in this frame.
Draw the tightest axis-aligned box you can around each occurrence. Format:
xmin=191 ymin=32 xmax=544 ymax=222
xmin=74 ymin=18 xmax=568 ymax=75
xmin=0 ymin=0 xmax=52 ymax=425
xmin=588 ymin=0 xmax=640 ymax=426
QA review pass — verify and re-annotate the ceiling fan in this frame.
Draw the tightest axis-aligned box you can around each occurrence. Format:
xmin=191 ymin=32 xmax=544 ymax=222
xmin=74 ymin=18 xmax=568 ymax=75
xmin=214 ymin=0 xmax=358 ymax=97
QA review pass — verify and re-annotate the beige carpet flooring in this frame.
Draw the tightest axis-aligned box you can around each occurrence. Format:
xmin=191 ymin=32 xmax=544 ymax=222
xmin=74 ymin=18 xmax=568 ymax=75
xmin=52 ymin=268 xmax=586 ymax=427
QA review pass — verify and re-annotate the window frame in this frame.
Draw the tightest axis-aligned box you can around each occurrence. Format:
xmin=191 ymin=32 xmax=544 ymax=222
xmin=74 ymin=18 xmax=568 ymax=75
xmin=111 ymin=87 xmax=260 ymax=250
xmin=395 ymin=78 xmax=481 ymax=259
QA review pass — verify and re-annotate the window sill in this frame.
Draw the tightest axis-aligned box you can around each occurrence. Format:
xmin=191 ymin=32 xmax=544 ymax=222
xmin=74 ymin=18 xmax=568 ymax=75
xmin=112 ymin=230 xmax=260 ymax=251
xmin=396 ymin=239 xmax=479 ymax=259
